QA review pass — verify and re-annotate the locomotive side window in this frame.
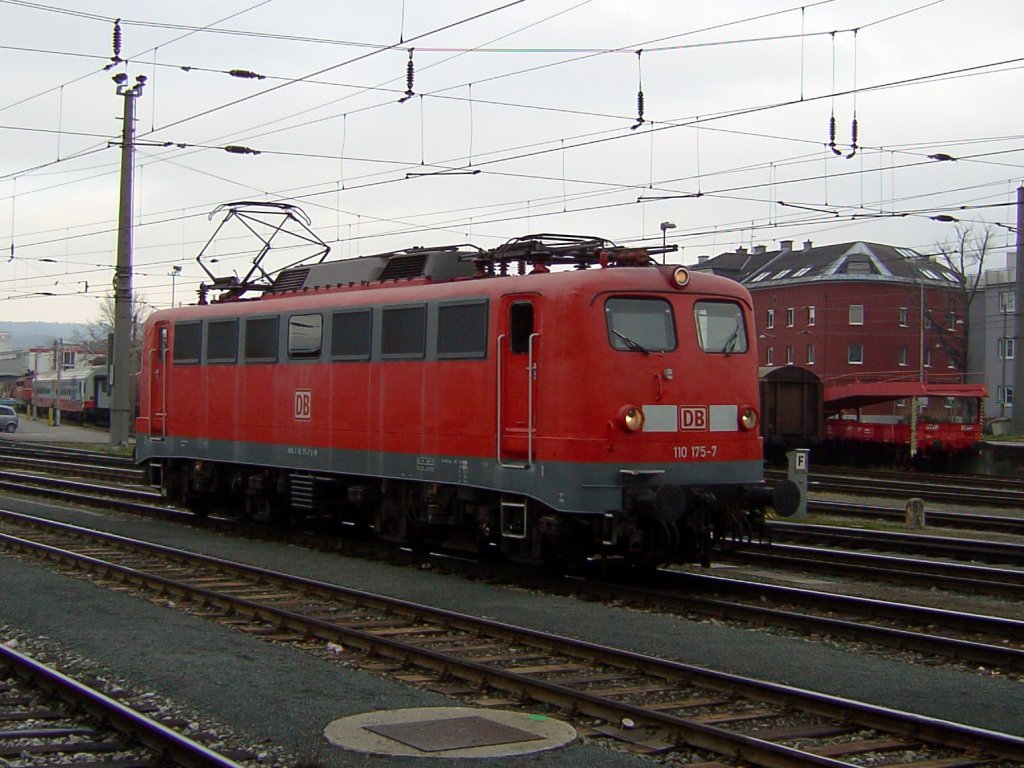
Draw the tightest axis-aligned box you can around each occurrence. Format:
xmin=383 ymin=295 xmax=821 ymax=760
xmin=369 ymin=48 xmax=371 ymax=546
xmin=694 ymin=301 xmax=748 ymax=354
xmin=605 ymin=298 xmax=676 ymax=353
xmin=381 ymin=305 xmax=426 ymax=358
xmin=172 ymin=321 xmax=201 ymax=364
xmin=244 ymin=317 xmax=279 ymax=362
xmin=331 ymin=309 xmax=372 ymax=360
xmin=509 ymin=302 xmax=533 ymax=354
xmin=288 ymin=314 xmax=323 ymax=359
xmin=438 ymin=300 xmax=488 ymax=358
xmin=206 ymin=319 xmax=239 ymax=363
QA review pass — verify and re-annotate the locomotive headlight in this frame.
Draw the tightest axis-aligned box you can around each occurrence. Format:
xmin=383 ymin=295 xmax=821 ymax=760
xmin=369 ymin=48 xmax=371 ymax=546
xmin=672 ymin=267 xmax=690 ymax=288
xmin=619 ymin=405 xmax=645 ymax=432
xmin=739 ymin=406 xmax=758 ymax=431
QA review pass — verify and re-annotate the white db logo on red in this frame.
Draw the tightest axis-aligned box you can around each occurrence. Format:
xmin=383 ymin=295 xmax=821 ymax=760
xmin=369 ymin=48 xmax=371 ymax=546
xmin=679 ymin=406 xmax=708 ymax=431
xmin=294 ymin=390 xmax=312 ymax=421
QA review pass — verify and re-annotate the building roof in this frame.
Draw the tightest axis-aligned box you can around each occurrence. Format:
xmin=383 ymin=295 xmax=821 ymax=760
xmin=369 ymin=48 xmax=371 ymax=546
xmin=695 ymin=240 xmax=963 ymax=289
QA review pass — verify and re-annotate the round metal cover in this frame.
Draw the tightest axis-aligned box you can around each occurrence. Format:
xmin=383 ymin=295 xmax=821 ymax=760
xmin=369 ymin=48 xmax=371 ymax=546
xmin=324 ymin=706 xmax=576 ymax=758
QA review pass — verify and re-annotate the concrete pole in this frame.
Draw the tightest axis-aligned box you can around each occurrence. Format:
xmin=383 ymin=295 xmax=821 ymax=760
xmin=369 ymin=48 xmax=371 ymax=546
xmin=110 ymin=75 xmax=145 ymax=447
xmin=1013 ymin=186 xmax=1024 ymax=435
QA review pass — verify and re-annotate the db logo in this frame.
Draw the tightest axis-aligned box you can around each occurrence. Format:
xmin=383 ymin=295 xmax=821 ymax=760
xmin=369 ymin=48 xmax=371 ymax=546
xmin=679 ymin=406 xmax=708 ymax=431
xmin=294 ymin=390 xmax=312 ymax=421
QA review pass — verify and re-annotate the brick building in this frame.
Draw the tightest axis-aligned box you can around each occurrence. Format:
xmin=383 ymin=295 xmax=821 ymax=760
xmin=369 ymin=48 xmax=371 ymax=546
xmin=696 ymin=240 xmax=976 ymax=422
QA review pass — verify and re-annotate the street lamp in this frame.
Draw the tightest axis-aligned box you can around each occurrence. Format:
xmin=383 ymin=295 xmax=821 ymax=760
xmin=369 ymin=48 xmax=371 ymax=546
xmin=660 ymin=221 xmax=676 ymax=264
xmin=170 ymin=265 xmax=182 ymax=307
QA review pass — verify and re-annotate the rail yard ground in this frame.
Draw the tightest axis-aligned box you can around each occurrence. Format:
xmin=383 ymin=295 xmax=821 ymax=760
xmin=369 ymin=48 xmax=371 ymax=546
xmin=2 ymin=429 xmax=1023 ymax=765
xmin=2 ymin=486 xmax=1022 ymax=768
xmin=0 ymin=412 xmax=117 ymax=445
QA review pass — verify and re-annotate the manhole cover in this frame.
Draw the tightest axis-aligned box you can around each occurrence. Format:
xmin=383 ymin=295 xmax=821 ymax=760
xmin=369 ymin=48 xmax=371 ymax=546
xmin=366 ymin=715 xmax=542 ymax=752
xmin=325 ymin=706 xmax=577 ymax=758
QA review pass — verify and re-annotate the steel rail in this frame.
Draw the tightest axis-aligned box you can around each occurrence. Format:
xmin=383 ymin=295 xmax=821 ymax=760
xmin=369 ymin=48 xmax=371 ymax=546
xmin=0 ymin=643 xmax=245 ymax=768
xmin=3 ymin=510 xmax=1024 ymax=765
xmin=806 ymin=499 xmax=1024 ymax=534
xmin=724 ymin=542 xmax=1024 ymax=598
xmin=769 ymin=521 xmax=1024 ymax=565
xmin=765 ymin=468 xmax=1024 ymax=509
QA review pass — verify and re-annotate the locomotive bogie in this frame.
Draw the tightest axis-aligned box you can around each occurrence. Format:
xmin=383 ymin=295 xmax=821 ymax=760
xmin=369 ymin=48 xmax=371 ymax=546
xmin=137 ymin=237 xmax=789 ymax=566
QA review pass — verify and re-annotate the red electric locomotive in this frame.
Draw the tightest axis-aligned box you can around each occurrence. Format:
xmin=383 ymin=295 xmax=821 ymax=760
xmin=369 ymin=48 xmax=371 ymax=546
xmin=136 ymin=233 xmax=796 ymax=566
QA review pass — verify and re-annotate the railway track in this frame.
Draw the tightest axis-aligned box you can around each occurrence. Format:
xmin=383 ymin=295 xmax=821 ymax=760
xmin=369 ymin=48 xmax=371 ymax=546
xmin=3 ymin=443 xmax=1024 ymax=675
xmin=806 ymin=499 xmax=1024 ymax=535
xmin=0 ymin=442 xmax=144 ymax=485
xmin=766 ymin=467 xmax=1024 ymax=510
xmin=2 ymin=509 xmax=1024 ymax=767
xmin=642 ymin=569 xmax=1024 ymax=673
xmin=723 ymin=542 xmax=1024 ymax=599
xmin=0 ymin=641 xmax=247 ymax=768
xmin=769 ymin=521 xmax=1024 ymax=566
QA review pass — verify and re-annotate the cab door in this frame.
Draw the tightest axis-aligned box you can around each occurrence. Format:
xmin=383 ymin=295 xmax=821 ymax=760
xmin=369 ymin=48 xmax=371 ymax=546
xmin=148 ymin=322 xmax=170 ymax=438
xmin=497 ymin=296 xmax=540 ymax=467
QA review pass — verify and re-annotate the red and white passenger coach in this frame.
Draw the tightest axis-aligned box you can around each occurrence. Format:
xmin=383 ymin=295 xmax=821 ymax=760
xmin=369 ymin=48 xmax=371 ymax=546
xmin=136 ymin=233 xmax=795 ymax=566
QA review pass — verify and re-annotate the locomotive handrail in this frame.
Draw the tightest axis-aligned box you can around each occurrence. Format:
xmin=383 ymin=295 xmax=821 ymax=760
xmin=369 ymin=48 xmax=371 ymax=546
xmin=528 ymin=332 xmax=539 ymax=465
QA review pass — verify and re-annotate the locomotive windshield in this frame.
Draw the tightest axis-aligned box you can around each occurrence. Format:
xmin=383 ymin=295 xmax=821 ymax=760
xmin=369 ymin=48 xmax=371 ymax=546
xmin=694 ymin=301 xmax=748 ymax=354
xmin=605 ymin=298 xmax=676 ymax=353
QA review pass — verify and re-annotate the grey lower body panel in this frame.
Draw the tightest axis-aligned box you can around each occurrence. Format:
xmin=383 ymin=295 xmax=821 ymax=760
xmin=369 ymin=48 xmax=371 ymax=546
xmin=137 ymin=435 xmax=762 ymax=515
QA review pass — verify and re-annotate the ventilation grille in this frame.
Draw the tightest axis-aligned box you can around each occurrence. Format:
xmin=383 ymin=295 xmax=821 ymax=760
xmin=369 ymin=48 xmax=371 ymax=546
xmin=270 ymin=267 xmax=310 ymax=292
xmin=379 ymin=253 xmax=429 ymax=280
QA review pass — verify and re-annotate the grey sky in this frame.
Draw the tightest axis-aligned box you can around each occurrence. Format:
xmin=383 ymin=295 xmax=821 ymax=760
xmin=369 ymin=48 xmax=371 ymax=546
xmin=1 ymin=0 xmax=1022 ymax=323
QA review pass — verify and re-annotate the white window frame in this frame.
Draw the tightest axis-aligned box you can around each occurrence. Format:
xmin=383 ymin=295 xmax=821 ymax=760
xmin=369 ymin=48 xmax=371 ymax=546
xmin=849 ymin=304 xmax=864 ymax=325
xmin=766 ymin=346 xmax=774 ymax=366
xmin=806 ymin=344 xmax=815 ymax=365
xmin=898 ymin=346 xmax=907 ymax=367
xmin=807 ymin=306 xmax=816 ymax=326
xmin=848 ymin=343 xmax=864 ymax=365
xmin=786 ymin=344 xmax=793 ymax=365
xmin=766 ymin=309 xmax=775 ymax=329
xmin=898 ymin=306 xmax=908 ymax=327
xmin=786 ymin=307 xmax=794 ymax=327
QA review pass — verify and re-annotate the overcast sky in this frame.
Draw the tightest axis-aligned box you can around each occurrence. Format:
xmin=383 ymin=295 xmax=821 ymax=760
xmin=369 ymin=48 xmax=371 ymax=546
xmin=1 ymin=0 xmax=1022 ymax=325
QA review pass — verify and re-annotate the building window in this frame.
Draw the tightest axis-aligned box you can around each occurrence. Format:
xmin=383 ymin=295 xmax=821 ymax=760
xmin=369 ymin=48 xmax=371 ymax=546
xmin=766 ymin=309 xmax=775 ymax=329
xmin=766 ymin=346 xmax=774 ymax=366
xmin=923 ymin=348 xmax=932 ymax=368
xmin=849 ymin=304 xmax=864 ymax=325
xmin=898 ymin=306 xmax=908 ymax=326
xmin=946 ymin=311 xmax=956 ymax=331
xmin=898 ymin=346 xmax=908 ymax=366
xmin=807 ymin=306 xmax=816 ymax=326
xmin=848 ymin=343 xmax=863 ymax=364
xmin=998 ymin=385 xmax=1014 ymax=406
xmin=1001 ymin=292 xmax=1016 ymax=313
xmin=786 ymin=345 xmax=793 ymax=365
xmin=999 ymin=338 xmax=1016 ymax=360
xmin=806 ymin=344 xmax=815 ymax=365
xmin=786 ymin=307 xmax=794 ymax=327
xmin=924 ymin=314 xmax=933 ymax=330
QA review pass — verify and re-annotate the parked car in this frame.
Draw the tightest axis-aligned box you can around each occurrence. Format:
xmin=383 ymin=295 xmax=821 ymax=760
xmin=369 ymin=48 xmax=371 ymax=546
xmin=0 ymin=404 xmax=19 ymax=432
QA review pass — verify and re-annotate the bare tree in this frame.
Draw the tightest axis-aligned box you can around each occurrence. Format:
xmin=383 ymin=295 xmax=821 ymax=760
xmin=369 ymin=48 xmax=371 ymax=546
xmin=74 ymin=292 xmax=151 ymax=364
xmin=925 ymin=226 xmax=993 ymax=373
